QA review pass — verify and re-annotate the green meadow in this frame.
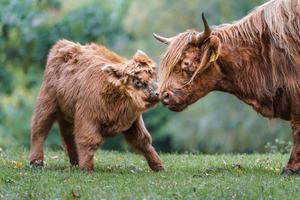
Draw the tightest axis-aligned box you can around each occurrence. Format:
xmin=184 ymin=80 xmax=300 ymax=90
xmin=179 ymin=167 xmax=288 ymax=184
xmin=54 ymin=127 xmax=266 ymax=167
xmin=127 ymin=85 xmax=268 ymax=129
xmin=0 ymin=148 xmax=298 ymax=200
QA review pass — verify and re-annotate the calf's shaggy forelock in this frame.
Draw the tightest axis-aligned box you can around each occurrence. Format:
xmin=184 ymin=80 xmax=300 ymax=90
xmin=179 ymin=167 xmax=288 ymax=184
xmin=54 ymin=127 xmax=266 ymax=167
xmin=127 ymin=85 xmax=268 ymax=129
xmin=29 ymin=39 xmax=163 ymax=172
xmin=154 ymin=0 xmax=300 ymax=175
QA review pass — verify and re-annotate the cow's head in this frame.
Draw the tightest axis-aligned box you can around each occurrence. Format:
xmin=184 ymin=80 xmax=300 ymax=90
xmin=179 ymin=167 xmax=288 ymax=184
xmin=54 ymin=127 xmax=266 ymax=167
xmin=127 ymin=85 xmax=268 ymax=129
xmin=154 ymin=14 xmax=222 ymax=112
xmin=103 ymin=50 xmax=159 ymax=110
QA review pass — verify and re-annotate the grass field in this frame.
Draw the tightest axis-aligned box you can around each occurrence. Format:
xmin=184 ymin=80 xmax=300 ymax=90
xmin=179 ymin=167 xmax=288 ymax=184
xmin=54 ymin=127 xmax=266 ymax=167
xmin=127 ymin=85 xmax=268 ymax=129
xmin=0 ymin=148 xmax=299 ymax=200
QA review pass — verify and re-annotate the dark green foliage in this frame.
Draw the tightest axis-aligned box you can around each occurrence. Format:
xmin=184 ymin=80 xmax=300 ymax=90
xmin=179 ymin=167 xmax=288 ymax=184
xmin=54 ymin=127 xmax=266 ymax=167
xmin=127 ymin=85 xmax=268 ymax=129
xmin=0 ymin=68 xmax=12 ymax=94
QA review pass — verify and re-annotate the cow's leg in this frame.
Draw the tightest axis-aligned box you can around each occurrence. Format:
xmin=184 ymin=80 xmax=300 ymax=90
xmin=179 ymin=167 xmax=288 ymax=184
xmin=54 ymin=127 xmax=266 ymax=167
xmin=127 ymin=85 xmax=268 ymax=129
xmin=282 ymin=121 xmax=300 ymax=175
xmin=74 ymin=119 xmax=102 ymax=172
xmin=58 ymin=119 xmax=78 ymax=166
xmin=29 ymin=92 xmax=57 ymax=166
xmin=123 ymin=116 xmax=163 ymax=171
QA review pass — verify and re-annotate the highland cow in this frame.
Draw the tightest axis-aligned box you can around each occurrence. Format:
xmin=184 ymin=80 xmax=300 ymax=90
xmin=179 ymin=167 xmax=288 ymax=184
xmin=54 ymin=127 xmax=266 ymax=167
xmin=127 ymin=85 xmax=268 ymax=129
xmin=29 ymin=39 xmax=163 ymax=172
xmin=154 ymin=0 xmax=300 ymax=175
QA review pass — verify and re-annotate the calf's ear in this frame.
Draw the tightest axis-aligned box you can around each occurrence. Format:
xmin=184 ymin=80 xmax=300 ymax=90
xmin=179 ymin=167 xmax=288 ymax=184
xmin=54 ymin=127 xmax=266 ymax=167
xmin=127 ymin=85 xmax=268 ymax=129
xmin=133 ymin=50 xmax=149 ymax=63
xmin=102 ymin=64 xmax=125 ymax=87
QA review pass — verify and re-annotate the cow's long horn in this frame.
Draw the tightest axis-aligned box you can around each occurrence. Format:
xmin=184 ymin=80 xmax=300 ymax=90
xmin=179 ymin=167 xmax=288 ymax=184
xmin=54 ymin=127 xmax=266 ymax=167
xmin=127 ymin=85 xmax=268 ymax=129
xmin=195 ymin=13 xmax=212 ymax=44
xmin=153 ymin=33 xmax=172 ymax=45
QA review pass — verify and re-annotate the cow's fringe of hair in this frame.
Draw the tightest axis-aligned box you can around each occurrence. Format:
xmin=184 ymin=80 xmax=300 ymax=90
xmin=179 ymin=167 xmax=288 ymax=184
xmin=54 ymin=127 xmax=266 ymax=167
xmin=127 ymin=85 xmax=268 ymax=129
xmin=160 ymin=32 xmax=195 ymax=87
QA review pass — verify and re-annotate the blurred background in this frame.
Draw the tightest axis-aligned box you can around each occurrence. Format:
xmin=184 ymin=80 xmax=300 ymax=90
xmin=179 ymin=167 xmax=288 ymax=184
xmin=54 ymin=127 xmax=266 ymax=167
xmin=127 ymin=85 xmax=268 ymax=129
xmin=0 ymin=0 xmax=292 ymax=154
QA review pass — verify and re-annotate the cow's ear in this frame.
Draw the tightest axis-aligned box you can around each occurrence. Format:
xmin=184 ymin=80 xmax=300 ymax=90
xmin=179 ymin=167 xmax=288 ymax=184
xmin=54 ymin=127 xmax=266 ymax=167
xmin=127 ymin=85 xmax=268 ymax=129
xmin=186 ymin=36 xmax=220 ymax=84
xmin=207 ymin=36 xmax=220 ymax=63
xmin=102 ymin=64 xmax=124 ymax=87
xmin=197 ymin=36 xmax=220 ymax=72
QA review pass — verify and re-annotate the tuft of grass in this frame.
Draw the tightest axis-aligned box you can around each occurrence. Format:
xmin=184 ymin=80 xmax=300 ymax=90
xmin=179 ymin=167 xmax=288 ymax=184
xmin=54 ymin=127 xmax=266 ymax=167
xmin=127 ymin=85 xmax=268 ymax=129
xmin=0 ymin=148 xmax=299 ymax=200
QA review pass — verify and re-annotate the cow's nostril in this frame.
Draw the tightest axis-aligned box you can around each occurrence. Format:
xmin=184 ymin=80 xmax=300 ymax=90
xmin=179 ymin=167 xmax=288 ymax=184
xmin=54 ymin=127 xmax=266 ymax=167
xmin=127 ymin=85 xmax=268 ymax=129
xmin=163 ymin=92 xmax=169 ymax=99
xmin=162 ymin=92 xmax=170 ymax=104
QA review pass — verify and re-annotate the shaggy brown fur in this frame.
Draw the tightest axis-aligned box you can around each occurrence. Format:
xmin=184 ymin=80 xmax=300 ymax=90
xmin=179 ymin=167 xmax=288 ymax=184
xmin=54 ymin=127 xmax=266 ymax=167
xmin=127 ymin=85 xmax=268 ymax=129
xmin=154 ymin=0 xmax=300 ymax=175
xmin=29 ymin=39 xmax=163 ymax=172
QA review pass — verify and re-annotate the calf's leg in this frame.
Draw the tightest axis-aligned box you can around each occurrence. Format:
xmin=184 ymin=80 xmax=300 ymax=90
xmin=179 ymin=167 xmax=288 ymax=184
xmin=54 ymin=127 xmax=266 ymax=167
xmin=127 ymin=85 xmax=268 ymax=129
xmin=58 ymin=119 xmax=78 ymax=166
xmin=29 ymin=92 xmax=57 ymax=166
xmin=74 ymin=119 xmax=102 ymax=172
xmin=123 ymin=116 xmax=163 ymax=171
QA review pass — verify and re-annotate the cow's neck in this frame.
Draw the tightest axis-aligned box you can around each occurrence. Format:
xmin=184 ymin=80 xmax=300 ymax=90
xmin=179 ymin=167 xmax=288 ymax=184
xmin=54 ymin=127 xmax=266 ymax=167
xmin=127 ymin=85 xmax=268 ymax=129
xmin=214 ymin=37 xmax=278 ymax=118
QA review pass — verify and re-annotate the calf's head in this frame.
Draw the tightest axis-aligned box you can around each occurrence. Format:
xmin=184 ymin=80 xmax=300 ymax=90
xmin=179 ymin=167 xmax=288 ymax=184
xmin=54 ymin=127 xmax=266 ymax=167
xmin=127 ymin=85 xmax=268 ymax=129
xmin=103 ymin=50 xmax=159 ymax=110
xmin=154 ymin=14 xmax=222 ymax=112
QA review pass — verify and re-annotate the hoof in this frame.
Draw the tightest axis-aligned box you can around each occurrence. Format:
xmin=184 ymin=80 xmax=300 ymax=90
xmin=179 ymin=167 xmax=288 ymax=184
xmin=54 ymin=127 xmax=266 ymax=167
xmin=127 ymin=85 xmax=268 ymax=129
xmin=80 ymin=165 xmax=94 ymax=173
xmin=281 ymin=168 xmax=300 ymax=176
xmin=150 ymin=165 xmax=164 ymax=172
xmin=30 ymin=160 xmax=44 ymax=167
xmin=70 ymin=160 xmax=79 ymax=166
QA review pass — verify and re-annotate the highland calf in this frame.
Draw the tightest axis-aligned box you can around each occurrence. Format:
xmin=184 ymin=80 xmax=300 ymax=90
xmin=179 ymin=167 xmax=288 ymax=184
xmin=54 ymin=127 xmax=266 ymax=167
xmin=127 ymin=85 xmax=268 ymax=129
xmin=29 ymin=39 xmax=163 ymax=172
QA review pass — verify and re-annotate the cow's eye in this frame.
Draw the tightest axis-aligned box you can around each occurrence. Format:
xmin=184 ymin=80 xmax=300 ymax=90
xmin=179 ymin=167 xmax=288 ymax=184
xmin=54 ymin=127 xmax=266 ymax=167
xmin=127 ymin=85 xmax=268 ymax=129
xmin=174 ymin=65 xmax=181 ymax=73
xmin=133 ymin=79 xmax=143 ymax=88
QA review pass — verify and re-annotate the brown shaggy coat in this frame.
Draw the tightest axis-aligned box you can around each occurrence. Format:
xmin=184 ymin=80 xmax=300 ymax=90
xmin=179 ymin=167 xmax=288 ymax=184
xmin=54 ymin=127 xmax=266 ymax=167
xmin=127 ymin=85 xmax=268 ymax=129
xmin=29 ymin=39 xmax=163 ymax=171
xmin=154 ymin=0 xmax=300 ymax=174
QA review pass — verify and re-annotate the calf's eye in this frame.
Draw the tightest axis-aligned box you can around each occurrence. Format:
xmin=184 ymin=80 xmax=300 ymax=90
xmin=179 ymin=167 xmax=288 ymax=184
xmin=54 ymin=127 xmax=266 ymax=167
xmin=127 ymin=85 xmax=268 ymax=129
xmin=134 ymin=79 xmax=143 ymax=88
xmin=174 ymin=65 xmax=181 ymax=73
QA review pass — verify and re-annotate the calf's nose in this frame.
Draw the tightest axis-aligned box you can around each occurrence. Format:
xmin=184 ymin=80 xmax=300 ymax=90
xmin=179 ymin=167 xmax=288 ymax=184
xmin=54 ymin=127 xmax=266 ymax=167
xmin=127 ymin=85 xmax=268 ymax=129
xmin=149 ymin=91 xmax=160 ymax=102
